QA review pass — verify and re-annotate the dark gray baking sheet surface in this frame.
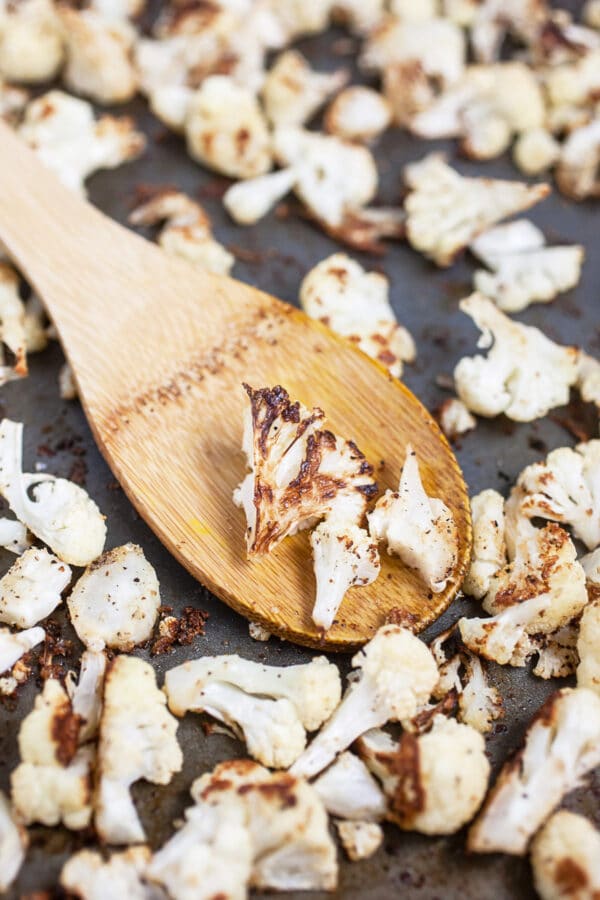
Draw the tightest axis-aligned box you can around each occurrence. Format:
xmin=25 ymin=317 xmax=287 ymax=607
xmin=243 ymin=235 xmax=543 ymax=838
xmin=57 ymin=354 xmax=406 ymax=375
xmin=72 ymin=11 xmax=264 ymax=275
xmin=3 ymin=5 xmax=600 ymax=897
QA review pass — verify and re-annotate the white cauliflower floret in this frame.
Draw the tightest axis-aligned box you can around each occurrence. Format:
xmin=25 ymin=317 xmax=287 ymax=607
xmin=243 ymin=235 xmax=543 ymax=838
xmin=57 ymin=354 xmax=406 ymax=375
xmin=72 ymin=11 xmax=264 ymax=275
xmin=11 ymin=678 xmax=93 ymax=829
xmin=0 ymin=517 xmax=29 ymax=554
xmin=0 ymin=625 xmax=44 ymax=674
xmin=362 ymin=17 xmax=465 ymax=86
xmin=148 ymin=83 xmax=193 ymax=134
xmin=0 ymin=791 xmax=25 ymax=891
xmin=515 ymin=441 xmax=600 ymax=551
xmin=95 ymin=655 xmax=182 ymax=844
xmin=234 ymin=383 xmax=377 ymax=555
xmin=165 ymin=653 xmax=340 ymax=732
xmin=262 ymin=49 xmax=347 ymax=127
xmin=68 ymin=543 xmax=161 ymax=651
xmin=0 ymin=546 xmax=70 ymax=628
xmin=530 ymin=622 xmax=580 ymax=680
xmin=299 ymin=253 xmax=416 ymax=379
xmin=129 ymin=189 xmax=234 ymax=276
xmin=248 ymin=621 xmax=271 ymax=641
xmin=470 ymin=220 xmax=584 ymax=313
xmin=191 ymin=759 xmax=338 ymax=892
xmin=290 ymin=625 xmax=439 ymax=779
xmin=463 ymin=489 xmax=506 ymax=599
xmin=325 ymin=86 xmax=391 ymax=142
xmin=513 ymin=128 xmax=561 ymax=176
xmin=555 ymin=119 xmax=600 ymax=201
xmin=310 ymin=518 xmax=380 ymax=631
xmin=544 ymin=50 xmax=600 ymax=113
xmin=148 ymin=801 xmax=252 ymax=900
xmin=273 ymin=127 xmax=378 ymax=228
xmin=531 ymin=811 xmax=600 ymax=900
xmin=0 ymin=263 xmax=28 ymax=385
xmin=404 ymin=154 xmax=550 ymax=267
xmin=459 ymin=523 xmax=587 ymax=665
xmin=185 ymin=75 xmax=271 ymax=179
xmin=469 ymin=688 xmax=600 ymax=855
xmin=358 ymin=715 xmax=490 ymax=834
xmin=336 ymin=820 xmax=383 ymax=861
xmin=577 ymin=351 xmax=600 ymax=407
xmin=19 ymin=90 xmax=146 ymax=196
xmin=454 ymin=293 xmax=579 ymax=421
xmin=61 ymin=847 xmax=154 ymax=900
xmin=66 ymin=649 xmax=107 ymax=743
xmin=0 ymin=419 xmax=106 ymax=566
xmin=437 ymin=397 xmax=476 ymax=441
xmin=0 ymin=0 xmax=64 ymax=83
xmin=368 ymin=445 xmax=458 ymax=593
xmin=469 ymin=0 xmax=547 ymax=62
xmin=577 ymin=596 xmax=600 ymax=696
xmin=58 ymin=8 xmax=137 ymax=105
xmin=313 ymin=751 xmax=386 ymax=821
xmin=0 ymin=77 xmax=28 ymax=125
xmin=223 ymin=168 xmax=297 ymax=225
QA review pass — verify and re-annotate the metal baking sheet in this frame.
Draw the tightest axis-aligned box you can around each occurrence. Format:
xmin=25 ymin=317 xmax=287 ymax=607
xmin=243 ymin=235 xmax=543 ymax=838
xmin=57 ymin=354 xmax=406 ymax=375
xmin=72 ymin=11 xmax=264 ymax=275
xmin=2 ymin=2 xmax=599 ymax=896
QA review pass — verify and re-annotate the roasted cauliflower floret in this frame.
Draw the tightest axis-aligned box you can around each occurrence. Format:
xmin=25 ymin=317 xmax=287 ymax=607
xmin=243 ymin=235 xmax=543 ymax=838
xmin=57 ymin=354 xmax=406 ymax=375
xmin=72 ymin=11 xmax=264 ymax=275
xmin=19 ymin=90 xmax=145 ymax=196
xmin=470 ymin=220 xmax=584 ymax=313
xmin=577 ymin=351 xmax=600 ymax=408
xmin=0 ymin=0 xmax=64 ymax=83
xmin=0 ymin=263 xmax=29 ymax=386
xmin=68 ymin=543 xmax=160 ymax=651
xmin=362 ymin=16 xmax=465 ymax=86
xmin=58 ymin=8 xmax=137 ymax=105
xmin=165 ymin=653 xmax=340 ymax=732
xmin=513 ymin=128 xmax=561 ymax=176
xmin=11 ymin=678 xmax=93 ymax=829
xmin=0 ymin=546 xmax=70 ymax=628
xmin=313 ymin=751 xmax=387 ymax=821
xmin=129 ymin=188 xmax=234 ymax=276
xmin=325 ymin=86 xmax=392 ymax=142
xmin=61 ymin=847 xmax=153 ymax=900
xmin=273 ymin=126 xmax=378 ymax=228
xmin=191 ymin=759 xmax=338 ymax=892
xmin=368 ymin=445 xmax=458 ymax=593
xmin=469 ymin=688 xmax=600 ymax=855
xmin=459 ymin=523 xmax=587 ymax=665
xmin=95 ymin=655 xmax=183 ymax=844
xmin=463 ymin=489 xmax=506 ymax=599
xmin=0 ymin=791 xmax=26 ymax=892
xmin=469 ymin=0 xmax=547 ymax=62
xmin=454 ymin=293 xmax=579 ymax=421
xmin=577 ymin=595 xmax=600 ymax=696
xmin=437 ymin=397 xmax=476 ymax=441
xmin=262 ymin=49 xmax=347 ymax=128
xmin=336 ymin=820 xmax=383 ymax=861
xmin=185 ymin=75 xmax=271 ymax=179
xmin=66 ymin=649 xmax=107 ymax=743
xmin=555 ymin=119 xmax=600 ymax=201
xmin=0 ymin=624 xmax=44 ymax=674
xmin=0 ymin=418 xmax=106 ymax=565
xmin=290 ymin=625 xmax=439 ymax=779
xmin=223 ymin=168 xmax=297 ymax=226
xmin=531 ymin=811 xmax=600 ymax=900
xmin=358 ymin=715 xmax=490 ymax=835
xmin=403 ymin=154 xmax=549 ymax=267
xmin=515 ymin=441 xmax=600 ymax=551
xmin=299 ymin=253 xmax=416 ymax=379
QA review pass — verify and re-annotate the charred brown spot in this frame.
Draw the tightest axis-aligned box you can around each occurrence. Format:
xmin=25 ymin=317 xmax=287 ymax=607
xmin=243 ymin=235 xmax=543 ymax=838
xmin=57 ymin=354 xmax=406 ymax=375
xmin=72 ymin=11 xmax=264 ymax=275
xmin=151 ymin=607 xmax=208 ymax=655
xmin=411 ymin=689 xmax=459 ymax=734
xmin=386 ymin=733 xmax=425 ymax=821
xmin=385 ymin=608 xmax=419 ymax=629
xmin=237 ymin=775 xmax=298 ymax=809
xmin=52 ymin=699 xmax=82 ymax=767
xmin=554 ymin=858 xmax=589 ymax=893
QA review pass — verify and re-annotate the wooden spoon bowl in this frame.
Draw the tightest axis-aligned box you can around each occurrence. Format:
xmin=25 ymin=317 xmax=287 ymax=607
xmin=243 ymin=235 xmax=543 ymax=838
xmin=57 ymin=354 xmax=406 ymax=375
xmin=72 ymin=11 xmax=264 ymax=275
xmin=0 ymin=121 xmax=471 ymax=650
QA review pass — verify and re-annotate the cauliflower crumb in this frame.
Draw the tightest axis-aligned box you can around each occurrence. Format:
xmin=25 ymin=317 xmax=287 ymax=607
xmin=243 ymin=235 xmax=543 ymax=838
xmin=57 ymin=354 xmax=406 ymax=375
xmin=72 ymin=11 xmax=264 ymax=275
xmin=531 ymin=811 xmax=600 ymax=900
xmin=0 ymin=0 xmax=64 ymax=84
xmin=470 ymin=220 xmax=584 ymax=313
xmin=95 ymin=655 xmax=183 ymax=844
xmin=58 ymin=362 xmax=77 ymax=401
xmin=0 ymin=791 xmax=26 ymax=892
xmin=262 ymin=49 xmax=348 ymax=127
xmin=336 ymin=820 xmax=383 ymax=861
xmin=468 ymin=688 xmax=600 ymax=855
xmin=61 ymin=846 xmax=153 ymax=900
xmin=325 ymin=86 xmax=392 ymax=142
xmin=463 ymin=489 xmax=506 ymax=599
xmin=403 ymin=154 xmax=550 ymax=267
xmin=0 ymin=546 xmax=71 ymax=629
xmin=129 ymin=189 xmax=234 ymax=276
xmin=68 ymin=543 xmax=161 ymax=651
xmin=437 ymin=397 xmax=476 ymax=441
xmin=0 ymin=418 xmax=106 ymax=565
xmin=368 ymin=444 xmax=458 ymax=593
xmin=454 ymin=293 xmax=579 ymax=421
xmin=0 ymin=517 xmax=30 ymax=554
xmin=248 ymin=621 xmax=271 ymax=641
xmin=299 ymin=253 xmax=416 ymax=379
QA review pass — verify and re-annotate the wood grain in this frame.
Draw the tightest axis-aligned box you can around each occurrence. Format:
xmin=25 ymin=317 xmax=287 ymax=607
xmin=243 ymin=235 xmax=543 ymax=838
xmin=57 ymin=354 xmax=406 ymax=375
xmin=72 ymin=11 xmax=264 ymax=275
xmin=0 ymin=121 xmax=471 ymax=650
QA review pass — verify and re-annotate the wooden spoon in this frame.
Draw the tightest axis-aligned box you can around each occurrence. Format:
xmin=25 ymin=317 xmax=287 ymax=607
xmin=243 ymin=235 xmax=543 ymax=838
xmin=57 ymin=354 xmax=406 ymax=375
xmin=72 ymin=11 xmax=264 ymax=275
xmin=0 ymin=121 xmax=471 ymax=650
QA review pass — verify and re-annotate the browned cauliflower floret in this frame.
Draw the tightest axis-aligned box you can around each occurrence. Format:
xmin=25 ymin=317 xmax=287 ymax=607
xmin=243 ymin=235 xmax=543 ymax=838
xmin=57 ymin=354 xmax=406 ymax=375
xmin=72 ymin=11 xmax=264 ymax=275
xmin=262 ymin=49 xmax=348 ymax=128
xmin=325 ymin=86 xmax=392 ymax=142
xmin=531 ymin=811 xmax=600 ymax=900
xmin=463 ymin=489 xmax=506 ymax=599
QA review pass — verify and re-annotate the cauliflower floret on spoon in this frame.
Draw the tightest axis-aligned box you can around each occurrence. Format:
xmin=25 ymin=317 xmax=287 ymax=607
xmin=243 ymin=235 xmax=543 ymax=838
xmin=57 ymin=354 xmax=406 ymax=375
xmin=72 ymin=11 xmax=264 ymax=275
xmin=0 ymin=546 xmax=71 ymax=628
xmin=531 ymin=811 xmax=600 ymax=900
xmin=290 ymin=625 xmax=439 ymax=780
xmin=469 ymin=688 xmax=600 ymax=855
xmin=403 ymin=154 xmax=550 ymax=267
xmin=61 ymin=847 xmax=155 ymax=900
xmin=368 ymin=444 xmax=459 ymax=593
xmin=95 ymin=655 xmax=183 ymax=844
xmin=0 ymin=419 xmax=106 ymax=566
xmin=165 ymin=653 xmax=340 ymax=731
xmin=454 ymin=293 xmax=580 ymax=421
xmin=514 ymin=441 xmax=600 ymax=551
xmin=299 ymin=253 xmax=416 ymax=379
xmin=68 ymin=543 xmax=161 ymax=651
xmin=191 ymin=759 xmax=338 ymax=892
xmin=459 ymin=523 xmax=587 ymax=665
